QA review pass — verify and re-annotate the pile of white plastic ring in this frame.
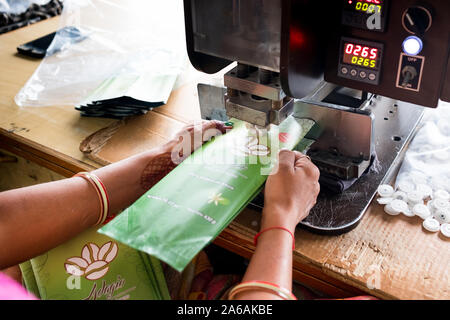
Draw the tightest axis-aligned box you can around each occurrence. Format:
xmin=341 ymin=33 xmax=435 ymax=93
xmin=376 ymin=182 xmax=450 ymax=238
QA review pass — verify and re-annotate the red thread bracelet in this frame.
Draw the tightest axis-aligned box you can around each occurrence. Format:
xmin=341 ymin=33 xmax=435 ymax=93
xmin=254 ymin=227 xmax=295 ymax=250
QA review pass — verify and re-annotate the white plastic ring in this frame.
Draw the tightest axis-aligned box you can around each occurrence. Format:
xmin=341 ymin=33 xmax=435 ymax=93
xmin=377 ymin=197 xmax=393 ymax=205
xmin=434 ymin=189 xmax=450 ymax=201
xmin=432 ymin=198 xmax=450 ymax=211
xmin=407 ymin=191 xmax=424 ymax=205
xmin=402 ymin=207 xmax=415 ymax=217
xmin=440 ymin=224 xmax=450 ymax=238
xmin=415 ymin=184 xmax=433 ymax=199
xmin=398 ymin=180 xmax=415 ymax=193
xmin=385 ymin=200 xmax=407 ymax=216
xmin=434 ymin=208 xmax=450 ymax=224
xmin=392 ymin=191 xmax=408 ymax=202
xmin=423 ymin=217 xmax=440 ymax=233
xmin=413 ymin=203 xmax=431 ymax=220
xmin=378 ymin=184 xmax=394 ymax=198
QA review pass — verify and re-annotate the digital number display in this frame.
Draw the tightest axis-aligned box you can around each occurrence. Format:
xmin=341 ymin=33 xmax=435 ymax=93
xmin=342 ymin=42 xmax=380 ymax=69
xmin=347 ymin=0 xmax=383 ymax=14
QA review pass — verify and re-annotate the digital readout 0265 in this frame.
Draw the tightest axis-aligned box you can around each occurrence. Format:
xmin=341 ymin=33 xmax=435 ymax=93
xmin=342 ymin=42 xmax=380 ymax=69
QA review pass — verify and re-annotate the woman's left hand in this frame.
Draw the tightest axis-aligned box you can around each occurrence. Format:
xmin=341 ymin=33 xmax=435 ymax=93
xmin=140 ymin=120 xmax=232 ymax=190
xmin=164 ymin=120 xmax=233 ymax=164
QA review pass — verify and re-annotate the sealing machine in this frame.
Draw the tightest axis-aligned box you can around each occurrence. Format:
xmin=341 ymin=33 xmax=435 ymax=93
xmin=183 ymin=0 xmax=450 ymax=234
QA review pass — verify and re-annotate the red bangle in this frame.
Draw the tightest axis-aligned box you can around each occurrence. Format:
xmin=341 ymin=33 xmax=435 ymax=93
xmin=254 ymin=227 xmax=295 ymax=250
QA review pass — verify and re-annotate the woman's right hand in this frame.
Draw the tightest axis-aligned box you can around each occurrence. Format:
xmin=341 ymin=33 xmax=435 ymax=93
xmin=262 ymin=150 xmax=321 ymax=232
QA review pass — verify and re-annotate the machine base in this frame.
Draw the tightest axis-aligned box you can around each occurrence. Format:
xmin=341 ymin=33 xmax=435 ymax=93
xmin=299 ymin=97 xmax=424 ymax=234
xmin=246 ymin=97 xmax=424 ymax=234
xmin=197 ymin=83 xmax=425 ymax=235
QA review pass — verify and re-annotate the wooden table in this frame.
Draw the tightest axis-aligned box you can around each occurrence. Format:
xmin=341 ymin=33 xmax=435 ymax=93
xmin=1 ymin=18 xmax=449 ymax=300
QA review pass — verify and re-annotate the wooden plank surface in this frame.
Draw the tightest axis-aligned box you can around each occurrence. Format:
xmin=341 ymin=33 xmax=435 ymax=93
xmin=230 ymin=206 xmax=450 ymax=300
xmin=0 ymin=17 xmax=449 ymax=300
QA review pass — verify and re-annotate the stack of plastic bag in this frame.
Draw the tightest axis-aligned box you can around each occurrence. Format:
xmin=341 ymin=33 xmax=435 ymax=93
xmin=20 ymin=226 xmax=170 ymax=300
xmin=15 ymin=0 xmax=187 ymax=118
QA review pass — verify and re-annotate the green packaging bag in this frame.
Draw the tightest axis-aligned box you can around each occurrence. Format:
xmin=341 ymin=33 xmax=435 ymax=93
xmin=23 ymin=226 xmax=169 ymax=300
xmin=19 ymin=260 xmax=41 ymax=299
xmin=99 ymin=117 xmax=315 ymax=272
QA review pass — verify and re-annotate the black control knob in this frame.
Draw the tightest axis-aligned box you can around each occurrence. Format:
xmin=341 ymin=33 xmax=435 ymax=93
xmin=402 ymin=6 xmax=432 ymax=36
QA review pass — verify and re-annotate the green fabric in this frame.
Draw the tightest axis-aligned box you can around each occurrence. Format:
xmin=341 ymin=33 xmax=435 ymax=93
xmin=24 ymin=227 xmax=169 ymax=300
xmin=99 ymin=116 xmax=315 ymax=272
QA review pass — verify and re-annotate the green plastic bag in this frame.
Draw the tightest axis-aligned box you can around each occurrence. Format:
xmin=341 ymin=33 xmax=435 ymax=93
xmin=19 ymin=260 xmax=40 ymax=299
xmin=99 ymin=117 xmax=315 ymax=272
xmin=21 ymin=227 xmax=170 ymax=300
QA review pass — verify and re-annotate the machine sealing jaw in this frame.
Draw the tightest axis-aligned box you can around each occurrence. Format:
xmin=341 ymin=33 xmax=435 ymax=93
xmin=223 ymin=64 xmax=294 ymax=127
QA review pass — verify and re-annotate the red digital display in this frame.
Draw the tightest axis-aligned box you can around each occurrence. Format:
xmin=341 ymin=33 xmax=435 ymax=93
xmin=342 ymin=42 xmax=380 ymax=69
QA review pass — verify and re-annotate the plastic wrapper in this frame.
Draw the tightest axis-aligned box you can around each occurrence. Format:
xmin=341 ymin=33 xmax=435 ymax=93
xmin=20 ymin=226 xmax=170 ymax=300
xmin=15 ymin=0 xmax=187 ymax=107
xmin=99 ymin=117 xmax=315 ymax=272
xmin=395 ymin=102 xmax=450 ymax=193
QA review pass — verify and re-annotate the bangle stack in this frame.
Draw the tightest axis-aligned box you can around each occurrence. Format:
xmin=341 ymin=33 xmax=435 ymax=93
xmin=74 ymin=172 xmax=110 ymax=226
xmin=228 ymin=281 xmax=297 ymax=300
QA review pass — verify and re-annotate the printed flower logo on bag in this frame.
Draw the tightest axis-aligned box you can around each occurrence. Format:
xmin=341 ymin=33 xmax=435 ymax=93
xmin=208 ymin=192 xmax=230 ymax=206
xmin=64 ymin=241 xmax=118 ymax=281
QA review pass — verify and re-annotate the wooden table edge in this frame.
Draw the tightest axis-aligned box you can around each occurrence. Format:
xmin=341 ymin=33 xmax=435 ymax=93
xmin=0 ymin=128 xmax=97 ymax=176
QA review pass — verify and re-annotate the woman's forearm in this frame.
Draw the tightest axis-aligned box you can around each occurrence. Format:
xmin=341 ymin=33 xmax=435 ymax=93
xmin=234 ymin=208 xmax=295 ymax=300
xmin=233 ymin=150 xmax=320 ymax=300
xmin=0 ymin=120 xmax=229 ymax=269
xmin=0 ymin=145 xmax=172 ymax=269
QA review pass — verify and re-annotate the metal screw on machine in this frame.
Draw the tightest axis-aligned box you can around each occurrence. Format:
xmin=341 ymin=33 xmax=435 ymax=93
xmin=236 ymin=63 xmax=250 ymax=79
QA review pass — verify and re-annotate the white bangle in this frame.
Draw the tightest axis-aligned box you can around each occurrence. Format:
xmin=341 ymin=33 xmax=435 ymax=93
xmin=74 ymin=172 xmax=109 ymax=225
xmin=228 ymin=281 xmax=297 ymax=300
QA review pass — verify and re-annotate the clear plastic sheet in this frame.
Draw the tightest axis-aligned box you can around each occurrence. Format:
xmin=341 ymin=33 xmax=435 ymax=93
xmin=395 ymin=102 xmax=450 ymax=194
xmin=15 ymin=0 xmax=188 ymax=107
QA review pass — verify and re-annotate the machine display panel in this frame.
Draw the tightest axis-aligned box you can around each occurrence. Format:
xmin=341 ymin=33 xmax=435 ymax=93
xmin=342 ymin=41 xmax=381 ymax=70
xmin=338 ymin=37 xmax=384 ymax=84
xmin=341 ymin=0 xmax=389 ymax=32
xmin=344 ymin=0 xmax=384 ymax=15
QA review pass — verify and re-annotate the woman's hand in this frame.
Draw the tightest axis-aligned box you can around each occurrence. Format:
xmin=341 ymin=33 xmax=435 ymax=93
xmin=140 ymin=120 xmax=232 ymax=190
xmin=236 ymin=150 xmax=320 ymax=300
xmin=163 ymin=120 xmax=232 ymax=164
xmin=262 ymin=149 xmax=320 ymax=232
